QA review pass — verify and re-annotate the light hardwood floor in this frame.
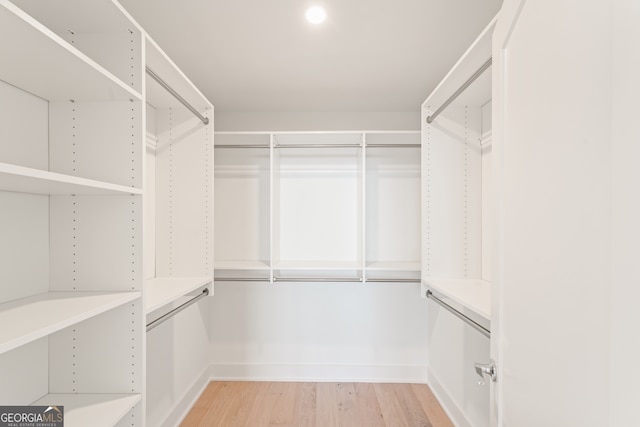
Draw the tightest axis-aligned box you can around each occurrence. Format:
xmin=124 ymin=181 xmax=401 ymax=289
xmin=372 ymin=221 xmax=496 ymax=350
xmin=180 ymin=382 xmax=454 ymax=427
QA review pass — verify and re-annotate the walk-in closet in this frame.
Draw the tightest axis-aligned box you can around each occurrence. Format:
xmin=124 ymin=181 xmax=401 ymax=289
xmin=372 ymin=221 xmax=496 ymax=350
xmin=1 ymin=0 xmax=638 ymax=426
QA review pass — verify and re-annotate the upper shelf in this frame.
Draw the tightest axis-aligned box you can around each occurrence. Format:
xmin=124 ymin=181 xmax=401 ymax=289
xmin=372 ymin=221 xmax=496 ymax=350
xmin=0 ymin=291 xmax=141 ymax=355
xmin=0 ymin=162 xmax=143 ymax=196
xmin=145 ymin=277 xmax=212 ymax=314
xmin=423 ymin=278 xmax=491 ymax=323
xmin=422 ymin=15 xmax=497 ymax=111
xmin=145 ymin=36 xmax=212 ymax=112
xmin=0 ymin=1 xmax=141 ymax=102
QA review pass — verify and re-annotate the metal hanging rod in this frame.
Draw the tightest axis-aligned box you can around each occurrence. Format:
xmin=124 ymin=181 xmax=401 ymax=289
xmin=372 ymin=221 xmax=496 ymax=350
xmin=214 ymin=277 xmax=271 ymax=282
xmin=146 ymin=287 xmax=209 ymax=332
xmin=365 ymin=144 xmax=421 ymax=148
xmin=273 ymin=276 xmax=363 ymax=283
xmin=366 ymin=278 xmax=421 ymax=283
xmin=274 ymin=144 xmax=362 ymax=149
xmin=426 ymin=57 xmax=492 ymax=124
xmin=426 ymin=290 xmax=490 ymax=338
xmin=214 ymin=145 xmax=270 ymax=149
xmin=146 ymin=66 xmax=210 ymax=126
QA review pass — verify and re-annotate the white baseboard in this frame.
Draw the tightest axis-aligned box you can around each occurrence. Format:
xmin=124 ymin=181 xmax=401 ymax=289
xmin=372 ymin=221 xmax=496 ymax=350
xmin=209 ymin=362 xmax=428 ymax=383
xmin=427 ymin=369 xmax=472 ymax=427
xmin=159 ymin=367 xmax=211 ymax=427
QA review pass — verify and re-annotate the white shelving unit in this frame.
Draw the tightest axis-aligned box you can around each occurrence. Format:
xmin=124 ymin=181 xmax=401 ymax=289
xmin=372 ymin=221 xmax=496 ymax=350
xmin=143 ymin=35 xmax=214 ymax=312
xmin=421 ymin=16 xmax=496 ymax=427
xmin=214 ymin=131 xmax=420 ymax=284
xmin=0 ymin=0 xmax=144 ymax=424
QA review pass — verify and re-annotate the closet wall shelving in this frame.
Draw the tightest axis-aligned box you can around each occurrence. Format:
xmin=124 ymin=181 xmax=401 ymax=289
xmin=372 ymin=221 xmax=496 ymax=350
xmin=421 ymin=17 xmax=495 ymax=331
xmin=143 ymin=35 xmax=214 ymax=321
xmin=0 ymin=0 xmax=144 ymax=425
xmin=214 ymin=131 xmax=421 ymax=284
xmin=421 ymin=16 xmax=496 ymax=427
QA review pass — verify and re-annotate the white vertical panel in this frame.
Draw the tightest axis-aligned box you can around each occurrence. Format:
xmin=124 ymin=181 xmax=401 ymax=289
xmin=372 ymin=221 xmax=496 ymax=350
xmin=49 ymin=300 xmax=142 ymax=393
xmin=365 ymin=142 xmax=421 ymax=265
xmin=0 ymin=338 xmax=48 ymax=404
xmin=155 ymin=108 xmax=213 ymax=277
xmin=610 ymin=0 xmax=640 ymax=425
xmin=424 ymin=106 xmax=482 ymax=279
xmin=428 ymin=304 xmax=490 ymax=427
xmin=146 ymin=299 xmax=209 ymax=427
xmin=481 ymin=144 xmax=492 ymax=281
xmin=214 ymin=148 xmax=270 ymax=264
xmin=49 ymin=100 xmax=143 ymax=188
xmin=494 ymin=0 xmax=612 ymax=425
xmin=0 ymin=80 xmax=48 ymax=169
xmin=0 ymin=192 xmax=49 ymax=303
xmin=50 ymin=195 xmax=142 ymax=292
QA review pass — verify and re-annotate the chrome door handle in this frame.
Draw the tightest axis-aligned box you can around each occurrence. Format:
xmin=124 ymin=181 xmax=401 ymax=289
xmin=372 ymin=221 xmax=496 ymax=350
xmin=474 ymin=360 xmax=497 ymax=386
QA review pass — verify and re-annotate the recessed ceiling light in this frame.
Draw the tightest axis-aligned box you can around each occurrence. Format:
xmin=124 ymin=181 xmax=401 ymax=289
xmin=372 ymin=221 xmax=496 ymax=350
xmin=305 ymin=6 xmax=327 ymax=25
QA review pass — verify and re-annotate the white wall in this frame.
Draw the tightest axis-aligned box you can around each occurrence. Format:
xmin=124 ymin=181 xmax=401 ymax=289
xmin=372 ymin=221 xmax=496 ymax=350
xmin=210 ymin=112 xmax=429 ymax=382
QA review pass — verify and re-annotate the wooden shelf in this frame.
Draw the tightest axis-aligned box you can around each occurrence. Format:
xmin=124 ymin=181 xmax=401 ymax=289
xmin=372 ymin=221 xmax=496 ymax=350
xmin=423 ymin=278 xmax=491 ymax=321
xmin=145 ymin=277 xmax=212 ymax=314
xmin=0 ymin=291 xmax=141 ymax=355
xmin=0 ymin=2 xmax=141 ymax=102
xmin=0 ymin=162 xmax=143 ymax=195
xmin=32 ymin=393 xmax=141 ymax=427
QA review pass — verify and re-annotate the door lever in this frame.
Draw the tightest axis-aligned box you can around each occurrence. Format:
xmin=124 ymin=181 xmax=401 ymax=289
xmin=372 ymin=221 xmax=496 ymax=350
xmin=474 ymin=360 xmax=497 ymax=386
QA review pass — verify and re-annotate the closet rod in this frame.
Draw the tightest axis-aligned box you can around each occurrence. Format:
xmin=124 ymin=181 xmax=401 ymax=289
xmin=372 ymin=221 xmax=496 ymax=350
xmin=365 ymin=144 xmax=421 ymax=148
xmin=146 ymin=66 xmax=210 ymax=125
xmin=214 ymin=145 xmax=270 ymax=149
xmin=214 ymin=277 xmax=270 ymax=282
xmin=273 ymin=277 xmax=363 ymax=283
xmin=146 ymin=288 xmax=209 ymax=332
xmin=426 ymin=57 xmax=492 ymax=124
xmin=366 ymin=278 xmax=421 ymax=283
xmin=274 ymin=144 xmax=362 ymax=149
xmin=426 ymin=290 xmax=490 ymax=338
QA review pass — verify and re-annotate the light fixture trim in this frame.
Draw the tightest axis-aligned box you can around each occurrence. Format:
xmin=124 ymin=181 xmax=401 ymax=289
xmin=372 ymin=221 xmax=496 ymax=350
xmin=305 ymin=6 xmax=327 ymax=25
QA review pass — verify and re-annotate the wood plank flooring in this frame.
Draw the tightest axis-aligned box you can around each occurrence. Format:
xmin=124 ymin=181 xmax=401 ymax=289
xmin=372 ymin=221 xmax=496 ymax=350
xmin=181 ymin=382 xmax=454 ymax=427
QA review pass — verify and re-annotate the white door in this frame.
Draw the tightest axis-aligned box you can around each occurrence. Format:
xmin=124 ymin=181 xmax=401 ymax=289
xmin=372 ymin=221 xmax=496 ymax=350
xmin=491 ymin=0 xmax=616 ymax=426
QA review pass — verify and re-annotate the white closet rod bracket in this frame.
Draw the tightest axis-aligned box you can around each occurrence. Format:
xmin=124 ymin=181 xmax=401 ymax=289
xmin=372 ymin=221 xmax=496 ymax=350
xmin=146 ymin=287 xmax=209 ymax=332
xmin=426 ymin=57 xmax=493 ymax=124
xmin=426 ymin=290 xmax=490 ymax=338
xmin=146 ymin=66 xmax=210 ymax=125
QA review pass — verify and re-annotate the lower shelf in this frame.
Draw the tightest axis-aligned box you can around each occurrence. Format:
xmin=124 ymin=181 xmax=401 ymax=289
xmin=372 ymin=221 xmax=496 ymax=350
xmin=423 ymin=278 xmax=491 ymax=334
xmin=0 ymin=291 xmax=141 ymax=355
xmin=145 ymin=277 xmax=213 ymax=314
xmin=32 ymin=393 xmax=141 ymax=427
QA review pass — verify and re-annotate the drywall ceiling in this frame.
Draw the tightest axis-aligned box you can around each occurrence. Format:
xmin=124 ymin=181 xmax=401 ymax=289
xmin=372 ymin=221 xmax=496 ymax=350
xmin=118 ymin=0 xmax=502 ymax=113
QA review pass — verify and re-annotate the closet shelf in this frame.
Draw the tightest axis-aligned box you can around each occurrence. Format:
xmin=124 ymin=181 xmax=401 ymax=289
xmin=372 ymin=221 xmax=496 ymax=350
xmin=0 ymin=162 xmax=143 ymax=196
xmin=423 ymin=278 xmax=491 ymax=322
xmin=0 ymin=2 xmax=141 ymax=102
xmin=0 ymin=291 xmax=141 ymax=355
xmin=145 ymin=277 xmax=212 ymax=314
xmin=32 ymin=393 xmax=141 ymax=427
